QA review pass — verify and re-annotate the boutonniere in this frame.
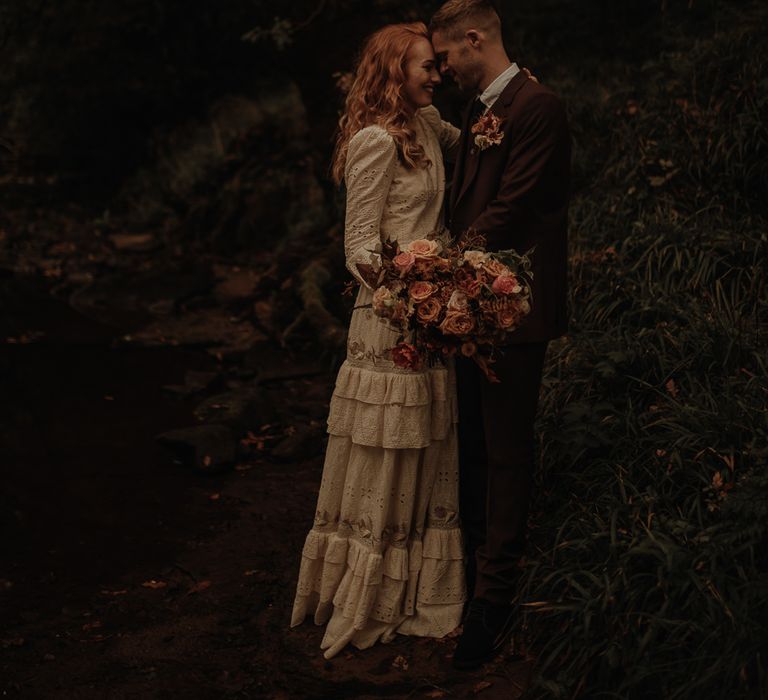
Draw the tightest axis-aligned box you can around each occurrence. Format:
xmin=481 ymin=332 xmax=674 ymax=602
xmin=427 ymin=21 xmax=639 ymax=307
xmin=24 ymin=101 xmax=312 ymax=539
xmin=471 ymin=112 xmax=504 ymax=151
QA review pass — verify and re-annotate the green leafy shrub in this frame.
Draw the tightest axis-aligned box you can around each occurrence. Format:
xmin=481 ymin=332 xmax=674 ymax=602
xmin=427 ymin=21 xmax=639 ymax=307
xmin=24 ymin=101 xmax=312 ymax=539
xmin=517 ymin=3 xmax=768 ymax=698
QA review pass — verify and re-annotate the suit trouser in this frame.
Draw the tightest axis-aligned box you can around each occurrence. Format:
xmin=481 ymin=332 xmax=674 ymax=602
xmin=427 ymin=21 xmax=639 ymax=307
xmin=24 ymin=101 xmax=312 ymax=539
xmin=455 ymin=341 xmax=548 ymax=605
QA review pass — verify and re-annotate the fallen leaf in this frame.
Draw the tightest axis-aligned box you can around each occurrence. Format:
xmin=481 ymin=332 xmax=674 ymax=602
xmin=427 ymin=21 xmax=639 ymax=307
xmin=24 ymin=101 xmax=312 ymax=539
xmin=209 ymin=492 xmax=220 ymax=501
xmin=82 ymin=621 xmax=102 ymax=631
xmin=188 ymin=580 xmax=211 ymax=594
xmin=473 ymin=680 xmax=493 ymax=694
xmin=425 ymin=691 xmax=447 ymax=699
xmin=141 ymin=580 xmax=167 ymax=589
xmin=391 ymin=654 xmax=409 ymax=671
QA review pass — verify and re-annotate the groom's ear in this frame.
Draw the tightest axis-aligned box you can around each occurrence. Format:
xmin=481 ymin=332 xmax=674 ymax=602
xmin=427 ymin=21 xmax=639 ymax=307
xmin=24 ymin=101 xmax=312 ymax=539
xmin=465 ymin=29 xmax=482 ymax=49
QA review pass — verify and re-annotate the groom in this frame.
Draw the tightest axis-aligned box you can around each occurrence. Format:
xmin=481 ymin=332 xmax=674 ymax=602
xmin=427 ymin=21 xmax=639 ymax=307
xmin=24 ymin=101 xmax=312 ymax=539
xmin=430 ymin=0 xmax=571 ymax=669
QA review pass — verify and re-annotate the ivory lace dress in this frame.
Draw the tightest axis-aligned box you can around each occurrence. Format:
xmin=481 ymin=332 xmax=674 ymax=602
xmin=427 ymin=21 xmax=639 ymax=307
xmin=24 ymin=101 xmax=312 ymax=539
xmin=289 ymin=106 xmax=465 ymax=659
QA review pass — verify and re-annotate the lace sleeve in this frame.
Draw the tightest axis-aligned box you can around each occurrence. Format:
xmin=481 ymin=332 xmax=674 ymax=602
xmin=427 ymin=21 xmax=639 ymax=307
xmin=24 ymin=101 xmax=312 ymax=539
xmin=419 ymin=105 xmax=461 ymax=162
xmin=343 ymin=126 xmax=397 ymax=289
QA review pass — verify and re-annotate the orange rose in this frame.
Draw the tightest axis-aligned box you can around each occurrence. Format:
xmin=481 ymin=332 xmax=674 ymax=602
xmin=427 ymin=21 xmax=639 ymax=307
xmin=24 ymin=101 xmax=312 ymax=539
xmin=408 ymin=281 xmax=437 ymax=301
xmin=483 ymin=258 xmax=510 ymax=278
xmin=416 ymin=297 xmax=442 ymax=323
xmin=393 ymin=251 xmax=416 ymax=274
xmin=407 ymin=239 xmax=442 ymax=258
xmin=439 ymin=310 xmax=476 ymax=336
xmin=496 ymin=307 xmax=519 ymax=329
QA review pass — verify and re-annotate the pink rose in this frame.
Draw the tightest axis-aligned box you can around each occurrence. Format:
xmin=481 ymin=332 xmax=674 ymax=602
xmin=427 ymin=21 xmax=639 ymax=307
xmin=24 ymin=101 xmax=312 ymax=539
xmin=439 ymin=310 xmax=476 ymax=336
xmin=393 ymin=251 xmax=416 ymax=274
xmin=407 ymin=239 xmax=442 ymax=258
xmin=408 ymin=281 xmax=437 ymax=302
xmin=492 ymin=274 xmax=522 ymax=296
xmin=416 ymin=298 xmax=442 ymax=323
xmin=391 ymin=342 xmax=421 ymax=370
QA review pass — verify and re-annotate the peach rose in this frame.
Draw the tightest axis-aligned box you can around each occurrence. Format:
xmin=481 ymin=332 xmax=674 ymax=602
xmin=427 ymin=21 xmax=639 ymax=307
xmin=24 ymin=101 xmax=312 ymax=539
xmin=407 ymin=239 xmax=442 ymax=258
xmin=447 ymin=290 xmax=469 ymax=311
xmin=416 ymin=298 xmax=442 ymax=323
xmin=439 ymin=310 xmax=476 ymax=336
xmin=393 ymin=251 xmax=416 ymax=274
xmin=391 ymin=342 xmax=421 ymax=370
xmin=492 ymin=274 xmax=522 ymax=295
xmin=496 ymin=307 xmax=519 ymax=329
xmin=483 ymin=258 xmax=510 ymax=278
xmin=408 ymin=281 xmax=436 ymax=302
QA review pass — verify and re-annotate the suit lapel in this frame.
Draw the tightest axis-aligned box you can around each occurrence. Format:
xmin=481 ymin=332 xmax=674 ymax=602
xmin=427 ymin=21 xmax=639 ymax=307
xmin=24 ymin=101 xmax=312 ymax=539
xmin=453 ymin=71 xmax=530 ymax=211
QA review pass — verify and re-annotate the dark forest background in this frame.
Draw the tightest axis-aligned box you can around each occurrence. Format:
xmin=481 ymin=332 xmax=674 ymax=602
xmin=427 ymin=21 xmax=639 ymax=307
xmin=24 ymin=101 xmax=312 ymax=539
xmin=1 ymin=1 xmax=766 ymax=698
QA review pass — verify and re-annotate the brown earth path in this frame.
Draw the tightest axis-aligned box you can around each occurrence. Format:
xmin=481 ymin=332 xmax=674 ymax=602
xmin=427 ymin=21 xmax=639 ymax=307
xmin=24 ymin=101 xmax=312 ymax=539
xmin=1 ymin=277 xmax=531 ymax=699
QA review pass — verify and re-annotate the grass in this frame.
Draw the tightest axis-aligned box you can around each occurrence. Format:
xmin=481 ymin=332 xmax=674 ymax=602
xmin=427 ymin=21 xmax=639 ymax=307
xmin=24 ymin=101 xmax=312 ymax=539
xmin=514 ymin=2 xmax=768 ymax=697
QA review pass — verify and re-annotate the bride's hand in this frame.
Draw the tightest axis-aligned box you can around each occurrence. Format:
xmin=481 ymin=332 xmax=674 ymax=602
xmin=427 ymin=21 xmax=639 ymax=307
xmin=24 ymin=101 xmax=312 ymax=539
xmin=522 ymin=67 xmax=539 ymax=83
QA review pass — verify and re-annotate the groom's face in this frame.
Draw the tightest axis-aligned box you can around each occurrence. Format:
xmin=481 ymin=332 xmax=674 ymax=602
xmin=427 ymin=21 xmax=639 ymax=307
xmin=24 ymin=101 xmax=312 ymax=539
xmin=431 ymin=30 xmax=482 ymax=94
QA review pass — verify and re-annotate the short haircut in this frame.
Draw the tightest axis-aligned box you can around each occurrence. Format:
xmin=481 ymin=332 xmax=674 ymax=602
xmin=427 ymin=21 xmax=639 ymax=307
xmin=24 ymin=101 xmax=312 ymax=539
xmin=429 ymin=0 xmax=502 ymax=41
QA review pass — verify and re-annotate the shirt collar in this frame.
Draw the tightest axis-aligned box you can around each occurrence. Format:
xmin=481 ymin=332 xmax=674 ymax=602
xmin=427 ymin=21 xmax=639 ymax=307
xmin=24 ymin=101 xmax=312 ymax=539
xmin=478 ymin=62 xmax=520 ymax=109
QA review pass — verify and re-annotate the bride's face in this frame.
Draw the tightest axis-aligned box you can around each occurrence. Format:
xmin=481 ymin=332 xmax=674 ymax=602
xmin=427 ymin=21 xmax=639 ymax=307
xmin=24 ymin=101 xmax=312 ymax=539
xmin=402 ymin=37 xmax=441 ymax=110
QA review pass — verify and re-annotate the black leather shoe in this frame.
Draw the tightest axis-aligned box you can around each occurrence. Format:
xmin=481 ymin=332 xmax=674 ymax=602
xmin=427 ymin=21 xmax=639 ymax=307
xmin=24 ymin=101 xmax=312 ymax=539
xmin=452 ymin=597 xmax=514 ymax=670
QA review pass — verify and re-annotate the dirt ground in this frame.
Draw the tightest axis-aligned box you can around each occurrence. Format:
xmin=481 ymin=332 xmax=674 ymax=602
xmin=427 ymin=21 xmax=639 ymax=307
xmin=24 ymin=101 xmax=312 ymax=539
xmin=1 ymin=274 xmax=532 ymax=699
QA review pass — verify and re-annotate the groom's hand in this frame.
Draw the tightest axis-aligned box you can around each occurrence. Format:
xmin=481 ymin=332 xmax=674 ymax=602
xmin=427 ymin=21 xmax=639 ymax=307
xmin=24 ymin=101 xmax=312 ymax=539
xmin=522 ymin=67 xmax=539 ymax=83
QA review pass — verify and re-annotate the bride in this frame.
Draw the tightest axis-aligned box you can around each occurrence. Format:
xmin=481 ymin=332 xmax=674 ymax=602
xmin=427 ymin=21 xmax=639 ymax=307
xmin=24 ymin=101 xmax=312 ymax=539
xmin=288 ymin=21 xmax=468 ymax=659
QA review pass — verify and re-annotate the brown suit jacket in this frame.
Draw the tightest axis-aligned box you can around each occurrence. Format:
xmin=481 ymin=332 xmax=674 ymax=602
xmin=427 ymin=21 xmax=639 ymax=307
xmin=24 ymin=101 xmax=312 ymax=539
xmin=448 ymin=71 xmax=571 ymax=344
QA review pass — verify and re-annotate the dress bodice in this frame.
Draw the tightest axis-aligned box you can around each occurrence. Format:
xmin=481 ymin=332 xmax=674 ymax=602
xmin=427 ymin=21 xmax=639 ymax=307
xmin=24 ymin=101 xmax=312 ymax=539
xmin=343 ymin=105 xmax=460 ymax=287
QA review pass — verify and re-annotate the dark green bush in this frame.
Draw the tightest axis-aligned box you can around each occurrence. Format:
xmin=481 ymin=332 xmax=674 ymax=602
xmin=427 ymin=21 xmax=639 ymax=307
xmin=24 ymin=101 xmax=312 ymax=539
xmin=517 ymin=2 xmax=768 ymax=697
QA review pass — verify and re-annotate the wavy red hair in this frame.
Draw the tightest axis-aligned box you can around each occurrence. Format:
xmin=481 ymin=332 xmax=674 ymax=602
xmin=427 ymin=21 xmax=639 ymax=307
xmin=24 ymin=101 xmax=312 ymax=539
xmin=331 ymin=22 xmax=432 ymax=186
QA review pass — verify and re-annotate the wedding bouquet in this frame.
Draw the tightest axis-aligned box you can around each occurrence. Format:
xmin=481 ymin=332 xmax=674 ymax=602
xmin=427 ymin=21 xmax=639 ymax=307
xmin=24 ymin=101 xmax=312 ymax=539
xmin=363 ymin=230 xmax=533 ymax=382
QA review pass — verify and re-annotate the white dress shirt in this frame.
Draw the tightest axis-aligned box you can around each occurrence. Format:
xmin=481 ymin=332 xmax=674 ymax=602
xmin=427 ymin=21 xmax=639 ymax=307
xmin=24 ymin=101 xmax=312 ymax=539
xmin=478 ymin=62 xmax=520 ymax=109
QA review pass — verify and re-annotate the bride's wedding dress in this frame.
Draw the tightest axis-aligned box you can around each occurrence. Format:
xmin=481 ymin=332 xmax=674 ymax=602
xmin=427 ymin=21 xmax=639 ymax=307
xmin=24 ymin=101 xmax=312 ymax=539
xmin=289 ymin=106 xmax=466 ymax=659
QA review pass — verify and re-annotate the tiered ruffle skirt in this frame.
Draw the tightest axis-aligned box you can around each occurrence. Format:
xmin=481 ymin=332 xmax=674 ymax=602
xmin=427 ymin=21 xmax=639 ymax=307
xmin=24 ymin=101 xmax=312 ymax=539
xmin=290 ymin=348 xmax=467 ymax=659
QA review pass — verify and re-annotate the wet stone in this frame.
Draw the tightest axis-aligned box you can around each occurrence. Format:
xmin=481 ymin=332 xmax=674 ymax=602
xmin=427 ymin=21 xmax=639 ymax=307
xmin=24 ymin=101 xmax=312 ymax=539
xmin=194 ymin=387 xmax=272 ymax=435
xmin=270 ymin=425 xmax=323 ymax=463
